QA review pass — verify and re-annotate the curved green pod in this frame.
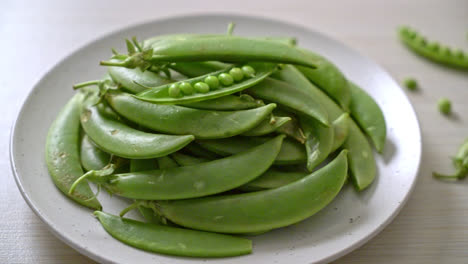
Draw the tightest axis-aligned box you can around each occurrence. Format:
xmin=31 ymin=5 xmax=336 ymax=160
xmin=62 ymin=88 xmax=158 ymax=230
xmin=156 ymin=156 xmax=179 ymax=169
xmin=299 ymin=114 xmax=334 ymax=172
xmin=331 ymin=113 xmax=351 ymax=152
xmin=294 ymin=50 xmax=351 ymax=111
xmin=86 ymin=136 xmax=284 ymax=200
xmin=247 ymin=78 xmax=329 ymax=126
xmin=136 ymin=62 xmax=277 ymax=104
xmin=348 ymin=82 xmax=386 ymax=153
xmin=80 ymin=134 xmax=111 ymax=171
xmin=45 ymin=93 xmax=101 ymax=209
xmin=105 ymin=91 xmax=277 ymax=139
xmin=108 ymin=66 xmax=172 ymax=94
xmin=181 ymin=94 xmax=262 ymax=111
xmin=238 ymin=169 xmax=308 ymax=192
xmin=94 ymin=211 xmax=252 ymax=257
xmin=171 ymin=152 xmax=209 ymax=166
xmin=184 ymin=143 xmax=220 ymax=160
xmin=80 ymin=100 xmax=195 ymax=159
xmin=156 ymin=150 xmax=348 ymax=234
xmin=398 ymin=26 xmax=468 ymax=69
xmin=242 ymin=116 xmax=291 ymax=136
xmin=197 ymin=136 xmax=306 ymax=165
xmin=274 ymin=65 xmax=376 ymax=190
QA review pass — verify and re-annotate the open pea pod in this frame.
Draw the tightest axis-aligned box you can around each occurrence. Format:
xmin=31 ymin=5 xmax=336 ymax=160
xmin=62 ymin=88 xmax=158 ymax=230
xmin=105 ymin=91 xmax=276 ymax=139
xmin=197 ymin=136 xmax=306 ymax=165
xmin=155 ymin=150 xmax=348 ymax=234
xmin=136 ymin=62 xmax=277 ymax=104
xmin=94 ymin=211 xmax=252 ymax=257
xmin=80 ymin=135 xmax=284 ymax=200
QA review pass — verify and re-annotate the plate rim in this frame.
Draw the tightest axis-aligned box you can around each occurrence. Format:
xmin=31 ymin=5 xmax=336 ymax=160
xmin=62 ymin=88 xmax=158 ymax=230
xmin=10 ymin=12 xmax=422 ymax=264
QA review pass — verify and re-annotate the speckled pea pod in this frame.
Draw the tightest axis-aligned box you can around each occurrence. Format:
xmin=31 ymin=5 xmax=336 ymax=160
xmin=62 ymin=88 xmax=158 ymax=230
xmin=45 ymin=92 xmax=101 ymax=209
xmin=82 ymin=135 xmax=284 ymax=200
xmin=247 ymin=78 xmax=329 ymax=126
xmin=105 ymin=91 xmax=277 ymax=139
xmin=294 ymin=50 xmax=351 ymax=111
xmin=136 ymin=62 xmax=277 ymax=104
xmin=197 ymin=136 xmax=306 ymax=165
xmin=348 ymin=82 xmax=386 ymax=153
xmin=398 ymin=26 xmax=468 ymax=69
xmin=80 ymin=134 xmax=111 ymax=171
xmin=274 ymin=65 xmax=376 ymax=190
xmin=155 ymin=150 xmax=348 ymax=234
xmin=242 ymin=116 xmax=291 ymax=136
xmin=331 ymin=113 xmax=351 ymax=152
xmin=299 ymin=114 xmax=334 ymax=171
xmin=80 ymin=98 xmax=195 ymax=159
xmin=94 ymin=211 xmax=252 ymax=257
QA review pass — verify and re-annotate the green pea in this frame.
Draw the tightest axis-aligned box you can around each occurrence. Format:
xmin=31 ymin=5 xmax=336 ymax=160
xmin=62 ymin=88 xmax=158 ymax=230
xmin=194 ymin=82 xmax=210 ymax=93
xmin=179 ymin=82 xmax=194 ymax=95
xmin=403 ymin=78 xmax=418 ymax=91
xmin=438 ymin=98 xmax=451 ymax=115
xmin=204 ymin=76 xmax=219 ymax=90
xmin=168 ymin=84 xmax=180 ymax=97
xmin=218 ymin=73 xmax=234 ymax=86
xmin=241 ymin=65 xmax=255 ymax=77
xmin=229 ymin=67 xmax=244 ymax=81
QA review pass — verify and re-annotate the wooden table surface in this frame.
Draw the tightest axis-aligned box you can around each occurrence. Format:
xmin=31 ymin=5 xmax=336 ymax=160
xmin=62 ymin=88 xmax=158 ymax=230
xmin=2 ymin=0 xmax=468 ymax=263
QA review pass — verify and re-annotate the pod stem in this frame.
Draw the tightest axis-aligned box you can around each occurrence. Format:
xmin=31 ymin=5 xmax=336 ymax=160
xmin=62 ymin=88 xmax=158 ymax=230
xmin=119 ymin=201 xmax=145 ymax=217
xmin=226 ymin=22 xmax=236 ymax=36
xmin=73 ymin=80 xmax=101 ymax=90
xmin=68 ymin=163 xmax=117 ymax=195
xmin=433 ymin=168 xmax=466 ymax=180
xmin=100 ymin=60 xmax=128 ymax=67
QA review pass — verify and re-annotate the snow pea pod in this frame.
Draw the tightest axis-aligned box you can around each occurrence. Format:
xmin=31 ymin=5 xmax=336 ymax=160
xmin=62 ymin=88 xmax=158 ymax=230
xmin=247 ymin=78 xmax=329 ymax=126
xmin=294 ymin=50 xmax=351 ymax=111
xmin=171 ymin=152 xmax=209 ymax=166
xmin=157 ymin=156 xmax=179 ymax=169
xmin=274 ymin=65 xmax=376 ymax=190
xmin=45 ymin=93 xmax=101 ymax=209
xmin=80 ymin=134 xmax=111 ymax=171
xmin=94 ymin=211 xmax=252 ymax=257
xmin=348 ymin=82 xmax=386 ymax=153
xmin=242 ymin=116 xmax=291 ymax=136
xmin=82 ymin=135 xmax=284 ymax=200
xmin=105 ymin=91 xmax=277 ymax=139
xmin=80 ymin=99 xmax=195 ymax=159
xmin=181 ymin=94 xmax=262 ymax=111
xmin=136 ymin=62 xmax=277 ymax=104
xmin=331 ymin=113 xmax=350 ymax=152
xmin=197 ymin=136 xmax=306 ymax=165
xmin=155 ymin=150 xmax=348 ymax=234
xmin=108 ymin=66 xmax=172 ymax=94
xmin=238 ymin=169 xmax=308 ymax=192
xmin=184 ymin=143 xmax=220 ymax=160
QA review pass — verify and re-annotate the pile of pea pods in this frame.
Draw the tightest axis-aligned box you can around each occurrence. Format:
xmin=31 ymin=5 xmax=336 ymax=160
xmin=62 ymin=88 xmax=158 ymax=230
xmin=45 ymin=27 xmax=386 ymax=258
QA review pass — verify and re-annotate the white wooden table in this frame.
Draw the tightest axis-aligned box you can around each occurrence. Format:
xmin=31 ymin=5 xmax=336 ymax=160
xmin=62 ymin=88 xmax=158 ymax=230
xmin=2 ymin=0 xmax=468 ymax=263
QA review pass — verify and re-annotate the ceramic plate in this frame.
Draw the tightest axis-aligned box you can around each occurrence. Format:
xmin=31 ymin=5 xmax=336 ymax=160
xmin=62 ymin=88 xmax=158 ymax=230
xmin=10 ymin=14 xmax=421 ymax=264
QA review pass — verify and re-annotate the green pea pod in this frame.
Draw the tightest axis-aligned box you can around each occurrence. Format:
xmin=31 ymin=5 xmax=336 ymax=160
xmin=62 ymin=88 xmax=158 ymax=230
xmin=247 ymin=78 xmax=329 ymax=126
xmin=184 ymin=143 xmax=220 ymax=160
xmin=398 ymin=26 xmax=468 ymax=69
xmin=242 ymin=116 xmax=291 ymax=136
xmin=80 ymin=100 xmax=195 ymax=159
xmin=156 ymin=150 xmax=347 ymax=234
xmin=348 ymin=82 xmax=386 ymax=153
xmin=84 ymin=135 xmax=284 ymax=200
xmin=197 ymin=136 xmax=306 ymax=165
xmin=294 ymin=50 xmax=351 ymax=111
xmin=108 ymin=66 xmax=172 ymax=94
xmin=169 ymin=61 xmax=228 ymax=78
xmin=331 ymin=113 xmax=351 ymax=152
xmin=157 ymin=156 xmax=179 ymax=169
xmin=94 ymin=211 xmax=252 ymax=257
xmin=181 ymin=94 xmax=262 ymax=111
xmin=136 ymin=62 xmax=277 ymax=104
xmin=274 ymin=65 xmax=376 ymax=190
xmin=145 ymin=36 xmax=320 ymax=68
xmin=171 ymin=152 xmax=209 ymax=166
xmin=45 ymin=93 xmax=101 ymax=209
xmin=80 ymin=134 xmax=111 ymax=171
xmin=105 ymin=91 xmax=277 ymax=139
xmin=238 ymin=169 xmax=308 ymax=192
xmin=299 ymin=114 xmax=334 ymax=172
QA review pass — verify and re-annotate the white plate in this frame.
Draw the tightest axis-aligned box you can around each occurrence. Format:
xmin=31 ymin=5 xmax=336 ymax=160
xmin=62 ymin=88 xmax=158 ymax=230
xmin=10 ymin=14 xmax=421 ymax=264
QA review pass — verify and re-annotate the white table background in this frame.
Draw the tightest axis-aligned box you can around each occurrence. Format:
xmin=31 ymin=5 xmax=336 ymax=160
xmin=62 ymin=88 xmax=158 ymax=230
xmin=2 ymin=0 xmax=468 ymax=263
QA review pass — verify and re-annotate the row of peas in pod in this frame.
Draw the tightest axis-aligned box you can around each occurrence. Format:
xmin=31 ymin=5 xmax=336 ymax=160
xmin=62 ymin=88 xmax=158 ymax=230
xmin=45 ymin=24 xmax=386 ymax=258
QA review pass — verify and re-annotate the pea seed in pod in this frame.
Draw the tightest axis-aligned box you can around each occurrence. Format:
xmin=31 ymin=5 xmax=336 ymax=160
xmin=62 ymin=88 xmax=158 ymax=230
xmin=168 ymin=83 xmax=180 ymax=98
xmin=179 ymin=82 xmax=194 ymax=95
xmin=194 ymin=82 xmax=210 ymax=93
xmin=219 ymin=73 xmax=234 ymax=86
xmin=229 ymin=67 xmax=244 ymax=81
xmin=204 ymin=76 xmax=219 ymax=90
xmin=242 ymin=65 xmax=255 ymax=77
